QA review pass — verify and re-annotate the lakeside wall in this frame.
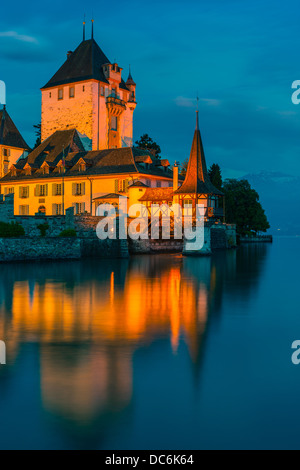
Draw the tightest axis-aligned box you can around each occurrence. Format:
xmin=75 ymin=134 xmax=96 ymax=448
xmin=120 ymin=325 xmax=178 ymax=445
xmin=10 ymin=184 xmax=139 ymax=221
xmin=0 ymin=194 xmax=236 ymax=260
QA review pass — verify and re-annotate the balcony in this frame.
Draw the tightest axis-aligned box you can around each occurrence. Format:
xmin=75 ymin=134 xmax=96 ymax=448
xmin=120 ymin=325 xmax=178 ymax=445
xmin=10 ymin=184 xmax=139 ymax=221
xmin=106 ymin=95 xmax=126 ymax=108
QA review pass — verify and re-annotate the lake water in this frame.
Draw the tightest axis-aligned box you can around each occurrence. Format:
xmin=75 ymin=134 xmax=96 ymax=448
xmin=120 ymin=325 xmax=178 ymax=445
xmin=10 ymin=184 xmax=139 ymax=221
xmin=0 ymin=238 xmax=300 ymax=450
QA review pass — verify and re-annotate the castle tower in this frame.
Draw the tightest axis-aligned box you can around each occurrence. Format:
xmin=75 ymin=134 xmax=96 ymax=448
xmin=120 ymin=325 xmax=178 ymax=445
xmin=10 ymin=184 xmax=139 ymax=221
xmin=174 ymin=111 xmax=224 ymax=220
xmin=41 ymin=29 xmax=136 ymax=151
xmin=0 ymin=106 xmax=29 ymax=177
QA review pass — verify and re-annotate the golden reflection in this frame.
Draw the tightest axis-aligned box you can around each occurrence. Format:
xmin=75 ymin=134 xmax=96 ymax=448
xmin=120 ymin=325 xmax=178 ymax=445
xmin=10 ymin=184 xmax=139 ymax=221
xmin=0 ymin=255 xmax=218 ymax=426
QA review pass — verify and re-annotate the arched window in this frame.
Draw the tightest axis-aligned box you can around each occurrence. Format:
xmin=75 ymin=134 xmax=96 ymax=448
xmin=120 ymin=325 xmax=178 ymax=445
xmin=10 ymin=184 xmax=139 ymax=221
xmin=38 ymin=206 xmax=46 ymax=215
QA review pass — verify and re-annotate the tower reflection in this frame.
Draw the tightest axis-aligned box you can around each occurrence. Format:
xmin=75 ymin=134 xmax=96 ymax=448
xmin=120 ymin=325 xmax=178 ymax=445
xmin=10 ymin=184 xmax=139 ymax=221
xmin=0 ymin=244 xmax=269 ymax=442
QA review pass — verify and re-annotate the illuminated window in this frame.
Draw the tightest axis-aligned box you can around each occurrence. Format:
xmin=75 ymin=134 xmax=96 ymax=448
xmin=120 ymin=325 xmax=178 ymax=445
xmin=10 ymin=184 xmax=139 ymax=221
xmin=58 ymin=88 xmax=63 ymax=100
xmin=111 ymin=116 xmax=117 ymax=131
xmin=69 ymin=87 xmax=75 ymax=98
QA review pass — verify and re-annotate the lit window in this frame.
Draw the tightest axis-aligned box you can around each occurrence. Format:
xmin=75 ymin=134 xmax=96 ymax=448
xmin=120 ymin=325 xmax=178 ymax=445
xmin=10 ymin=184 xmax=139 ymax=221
xmin=69 ymin=87 xmax=75 ymax=98
xmin=111 ymin=116 xmax=117 ymax=131
xmin=58 ymin=89 xmax=63 ymax=100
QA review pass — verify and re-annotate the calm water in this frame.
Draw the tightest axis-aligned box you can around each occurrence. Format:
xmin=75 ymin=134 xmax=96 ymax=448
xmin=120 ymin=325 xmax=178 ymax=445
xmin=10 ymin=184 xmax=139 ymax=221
xmin=0 ymin=238 xmax=300 ymax=450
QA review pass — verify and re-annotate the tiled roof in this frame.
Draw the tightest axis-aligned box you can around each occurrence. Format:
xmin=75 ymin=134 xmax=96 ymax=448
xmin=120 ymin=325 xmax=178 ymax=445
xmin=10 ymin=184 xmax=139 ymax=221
xmin=0 ymin=133 xmax=175 ymax=182
xmin=139 ymin=188 xmax=174 ymax=202
xmin=0 ymin=107 xmax=29 ymax=150
xmin=174 ymin=112 xmax=223 ymax=196
xmin=42 ymin=39 xmax=129 ymax=91
xmin=93 ymin=193 xmax=128 ymax=200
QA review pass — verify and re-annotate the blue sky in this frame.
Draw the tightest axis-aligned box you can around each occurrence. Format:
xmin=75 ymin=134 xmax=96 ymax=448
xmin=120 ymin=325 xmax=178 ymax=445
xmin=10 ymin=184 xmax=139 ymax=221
xmin=1 ymin=0 xmax=300 ymax=178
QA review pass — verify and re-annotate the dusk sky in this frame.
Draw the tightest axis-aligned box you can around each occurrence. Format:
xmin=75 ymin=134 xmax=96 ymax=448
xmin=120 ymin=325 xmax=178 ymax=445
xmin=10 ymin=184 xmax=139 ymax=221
xmin=1 ymin=0 xmax=300 ymax=178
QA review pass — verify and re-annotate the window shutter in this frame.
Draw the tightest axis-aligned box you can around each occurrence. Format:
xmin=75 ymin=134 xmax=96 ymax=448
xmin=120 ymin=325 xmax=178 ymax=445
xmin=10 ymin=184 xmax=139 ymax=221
xmin=115 ymin=180 xmax=118 ymax=193
xmin=82 ymin=203 xmax=85 ymax=213
xmin=35 ymin=184 xmax=39 ymax=196
xmin=125 ymin=179 xmax=129 ymax=193
xmin=72 ymin=183 xmax=76 ymax=195
xmin=45 ymin=184 xmax=48 ymax=196
xmin=52 ymin=204 xmax=56 ymax=215
xmin=52 ymin=184 xmax=56 ymax=196
xmin=19 ymin=187 xmax=22 ymax=198
xmin=4 ymin=188 xmax=7 ymax=195
xmin=82 ymin=183 xmax=85 ymax=195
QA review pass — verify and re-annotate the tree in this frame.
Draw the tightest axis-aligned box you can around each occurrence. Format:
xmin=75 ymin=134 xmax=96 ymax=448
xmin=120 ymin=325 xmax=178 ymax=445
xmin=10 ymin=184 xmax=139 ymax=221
xmin=180 ymin=158 xmax=189 ymax=178
xmin=208 ymin=163 xmax=223 ymax=190
xmin=135 ymin=134 xmax=161 ymax=158
xmin=223 ymin=179 xmax=270 ymax=235
xmin=33 ymin=122 xmax=41 ymax=149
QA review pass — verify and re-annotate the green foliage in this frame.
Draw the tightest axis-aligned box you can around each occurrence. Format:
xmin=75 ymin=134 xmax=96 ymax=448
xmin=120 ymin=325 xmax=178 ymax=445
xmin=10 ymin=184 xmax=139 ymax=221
xmin=208 ymin=163 xmax=223 ymax=190
xmin=0 ymin=221 xmax=25 ymax=238
xmin=180 ymin=158 xmax=189 ymax=178
xmin=135 ymin=134 xmax=161 ymax=158
xmin=37 ymin=223 xmax=49 ymax=237
xmin=223 ymin=179 xmax=270 ymax=235
xmin=59 ymin=229 xmax=77 ymax=238
xmin=33 ymin=122 xmax=41 ymax=149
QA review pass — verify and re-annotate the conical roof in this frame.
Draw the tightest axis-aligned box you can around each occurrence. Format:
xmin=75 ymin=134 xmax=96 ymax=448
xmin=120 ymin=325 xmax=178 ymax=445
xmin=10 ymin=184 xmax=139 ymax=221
xmin=175 ymin=112 xmax=223 ymax=195
xmin=0 ymin=107 xmax=29 ymax=150
xmin=42 ymin=39 xmax=129 ymax=91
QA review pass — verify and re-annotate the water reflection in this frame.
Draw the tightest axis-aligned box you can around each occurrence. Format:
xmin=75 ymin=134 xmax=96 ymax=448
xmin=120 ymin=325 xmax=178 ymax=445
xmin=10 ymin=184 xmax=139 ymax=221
xmin=0 ymin=244 xmax=270 ymax=448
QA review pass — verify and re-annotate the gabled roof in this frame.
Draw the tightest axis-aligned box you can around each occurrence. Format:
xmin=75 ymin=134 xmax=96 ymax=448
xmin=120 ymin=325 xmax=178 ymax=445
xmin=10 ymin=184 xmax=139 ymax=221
xmin=0 ymin=107 xmax=29 ymax=150
xmin=42 ymin=39 xmax=129 ymax=91
xmin=26 ymin=129 xmax=85 ymax=168
xmin=0 ymin=132 xmax=176 ymax=182
xmin=174 ymin=112 xmax=223 ymax=196
xmin=139 ymin=188 xmax=174 ymax=202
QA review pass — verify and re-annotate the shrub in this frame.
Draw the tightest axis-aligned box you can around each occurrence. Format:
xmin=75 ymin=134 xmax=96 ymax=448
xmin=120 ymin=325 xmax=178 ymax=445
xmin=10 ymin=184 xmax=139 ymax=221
xmin=37 ymin=223 xmax=49 ymax=237
xmin=59 ymin=229 xmax=77 ymax=238
xmin=0 ymin=221 xmax=25 ymax=238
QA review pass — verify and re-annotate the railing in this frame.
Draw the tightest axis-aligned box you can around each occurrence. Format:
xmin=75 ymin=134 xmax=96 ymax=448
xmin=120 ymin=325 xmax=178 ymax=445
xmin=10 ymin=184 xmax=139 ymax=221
xmin=207 ymin=207 xmax=224 ymax=218
xmin=106 ymin=95 xmax=126 ymax=107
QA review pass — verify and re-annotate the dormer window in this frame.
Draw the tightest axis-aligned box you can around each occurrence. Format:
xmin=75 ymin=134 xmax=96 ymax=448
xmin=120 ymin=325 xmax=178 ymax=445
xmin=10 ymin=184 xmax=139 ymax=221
xmin=58 ymin=88 xmax=63 ymax=100
xmin=25 ymin=167 xmax=31 ymax=176
xmin=3 ymin=148 xmax=10 ymax=158
xmin=79 ymin=163 xmax=86 ymax=172
xmin=11 ymin=168 xmax=17 ymax=177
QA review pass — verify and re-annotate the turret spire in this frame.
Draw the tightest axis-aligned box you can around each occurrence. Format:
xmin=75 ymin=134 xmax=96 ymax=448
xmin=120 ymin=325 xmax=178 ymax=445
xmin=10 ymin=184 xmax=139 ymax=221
xmin=83 ymin=15 xmax=86 ymax=41
xmin=91 ymin=19 xmax=94 ymax=39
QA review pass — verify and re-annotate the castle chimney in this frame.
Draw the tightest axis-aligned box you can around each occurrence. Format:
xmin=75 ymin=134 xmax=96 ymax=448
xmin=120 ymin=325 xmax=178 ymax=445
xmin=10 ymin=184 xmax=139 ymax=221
xmin=173 ymin=164 xmax=179 ymax=191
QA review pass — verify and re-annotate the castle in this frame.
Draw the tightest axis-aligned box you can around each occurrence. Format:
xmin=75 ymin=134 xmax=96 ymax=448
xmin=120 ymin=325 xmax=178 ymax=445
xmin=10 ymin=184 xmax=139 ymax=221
xmin=0 ymin=25 xmax=225 ymax=237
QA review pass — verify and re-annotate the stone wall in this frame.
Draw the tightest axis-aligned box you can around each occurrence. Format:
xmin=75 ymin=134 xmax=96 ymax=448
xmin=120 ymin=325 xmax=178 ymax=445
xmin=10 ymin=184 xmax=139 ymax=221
xmin=0 ymin=237 xmax=81 ymax=261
